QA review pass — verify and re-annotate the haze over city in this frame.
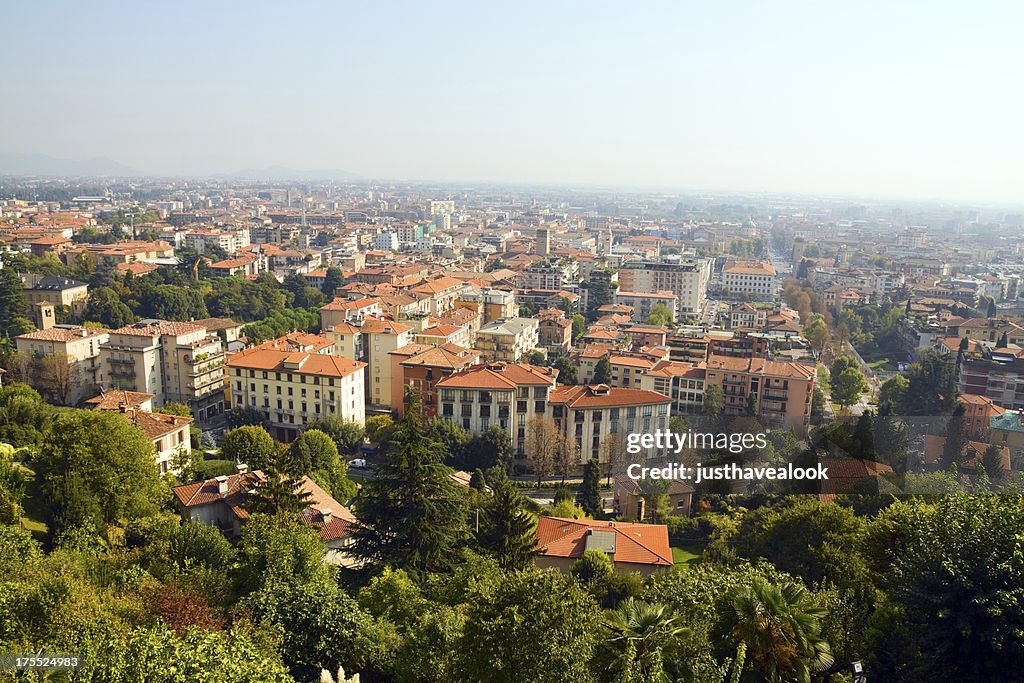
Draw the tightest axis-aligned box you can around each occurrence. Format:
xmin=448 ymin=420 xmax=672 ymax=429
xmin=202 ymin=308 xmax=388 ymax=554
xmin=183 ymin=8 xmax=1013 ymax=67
xmin=2 ymin=0 xmax=1022 ymax=203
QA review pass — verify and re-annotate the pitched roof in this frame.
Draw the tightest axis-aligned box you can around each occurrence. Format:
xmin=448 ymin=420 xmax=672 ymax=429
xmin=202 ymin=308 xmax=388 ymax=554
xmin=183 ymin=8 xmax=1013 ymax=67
xmin=723 ymin=260 xmax=776 ymax=276
xmin=705 ymin=354 xmax=816 ymax=380
xmin=110 ymin=320 xmax=205 ymax=337
xmin=436 ymin=362 xmax=557 ymax=389
xmin=535 ymin=516 xmax=672 ymax=566
xmin=84 ymin=389 xmax=156 ymax=410
xmin=227 ymin=347 xmax=365 ymax=377
xmin=400 ymin=343 xmax=480 ymax=369
xmin=132 ymin=410 xmax=194 ymax=440
xmin=17 ymin=326 xmax=108 ymax=343
xmin=551 ymin=384 xmax=670 ymax=408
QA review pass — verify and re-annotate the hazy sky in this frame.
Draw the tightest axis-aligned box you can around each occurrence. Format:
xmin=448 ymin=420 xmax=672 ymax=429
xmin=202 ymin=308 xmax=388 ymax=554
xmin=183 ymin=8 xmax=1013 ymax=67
xmin=2 ymin=1 xmax=1021 ymax=201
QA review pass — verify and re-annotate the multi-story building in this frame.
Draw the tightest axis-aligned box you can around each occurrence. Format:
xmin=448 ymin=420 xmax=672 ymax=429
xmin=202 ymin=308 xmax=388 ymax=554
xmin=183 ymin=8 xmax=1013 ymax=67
xmin=475 ymin=317 xmax=540 ymax=362
xmin=617 ymin=257 xmax=711 ymax=316
xmin=88 ymin=397 xmax=193 ymax=476
xmin=722 ymin=260 xmax=776 ymax=300
xmin=375 ymin=232 xmax=399 ymax=251
xmin=21 ymin=274 xmax=89 ymax=320
xmin=640 ymin=360 xmax=707 ymax=415
xmin=959 ymin=346 xmax=1024 ymax=411
xmin=703 ymin=355 xmax=816 ymax=436
xmin=536 ymin=309 xmax=573 ymax=357
xmin=98 ymin=320 xmax=226 ymax=422
xmin=389 ymin=342 xmax=481 ymax=417
xmin=226 ymin=343 xmax=366 ymax=442
xmin=323 ymin=317 xmax=413 ymax=410
xmin=614 ymin=291 xmax=678 ymax=323
xmin=15 ymin=324 xmax=110 ymax=405
xmin=550 ymin=384 xmax=672 ymax=464
xmin=729 ymin=303 xmax=768 ymax=330
xmin=436 ymin=362 xmax=558 ymax=456
xmin=410 ymin=276 xmax=469 ymax=316
xmin=522 ymin=258 xmax=578 ymax=290
xmin=208 ymin=250 xmax=267 ymax=278
xmin=455 ymin=288 xmax=517 ymax=324
xmin=184 ymin=228 xmax=250 ymax=255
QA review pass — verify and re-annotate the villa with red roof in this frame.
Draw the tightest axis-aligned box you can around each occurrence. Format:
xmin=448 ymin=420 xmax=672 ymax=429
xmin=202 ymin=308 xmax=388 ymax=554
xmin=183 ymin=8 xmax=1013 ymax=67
xmin=534 ymin=516 xmax=673 ymax=576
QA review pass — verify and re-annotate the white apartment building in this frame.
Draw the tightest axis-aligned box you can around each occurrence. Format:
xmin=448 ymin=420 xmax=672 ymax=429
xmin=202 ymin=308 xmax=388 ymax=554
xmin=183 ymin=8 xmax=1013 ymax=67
xmin=617 ymin=257 xmax=711 ymax=316
xmin=475 ymin=317 xmax=540 ymax=363
xmin=722 ymin=261 xmax=776 ymax=300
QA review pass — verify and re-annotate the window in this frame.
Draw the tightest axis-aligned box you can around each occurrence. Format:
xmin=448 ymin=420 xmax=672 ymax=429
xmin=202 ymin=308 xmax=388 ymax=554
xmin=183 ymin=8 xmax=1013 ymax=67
xmin=442 ymin=403 xmax=453 ymax=417
xmin=461 ymin=404 xmax=473 ymax=417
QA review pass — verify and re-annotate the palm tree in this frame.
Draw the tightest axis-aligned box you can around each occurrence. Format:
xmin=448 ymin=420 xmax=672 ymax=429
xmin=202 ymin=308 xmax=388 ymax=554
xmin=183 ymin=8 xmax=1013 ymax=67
xmin=604 ymin=599 xmax=689 ymax=683
xmin=721 ymin=578 xmax=833 ymax=683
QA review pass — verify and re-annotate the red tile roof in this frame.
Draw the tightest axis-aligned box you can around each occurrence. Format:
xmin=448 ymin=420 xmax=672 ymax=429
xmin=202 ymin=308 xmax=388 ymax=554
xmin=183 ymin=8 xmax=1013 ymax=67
xmin=436 ymin=362 xmax=557 ymax=389
xmin=551 ymin=384 xmax=670 ymax=409
xmin=535 ymin=516 xmax=672 ymax=566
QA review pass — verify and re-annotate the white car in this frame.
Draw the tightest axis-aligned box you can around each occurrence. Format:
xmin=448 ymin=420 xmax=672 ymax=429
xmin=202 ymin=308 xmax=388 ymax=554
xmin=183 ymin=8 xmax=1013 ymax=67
xmin=348 ymin=458 xmax=367 ymax=469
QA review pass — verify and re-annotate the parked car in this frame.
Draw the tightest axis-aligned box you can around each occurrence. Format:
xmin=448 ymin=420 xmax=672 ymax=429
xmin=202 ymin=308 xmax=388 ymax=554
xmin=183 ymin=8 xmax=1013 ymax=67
xmin=348 ymin=458 xmax=367 ymax=469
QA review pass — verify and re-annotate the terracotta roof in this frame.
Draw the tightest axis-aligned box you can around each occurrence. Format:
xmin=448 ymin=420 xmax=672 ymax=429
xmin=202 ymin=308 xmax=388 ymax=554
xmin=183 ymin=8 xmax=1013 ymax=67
xmin=551 ymin=384 xmax=670 ymax=408
xmin=922 ymin=436 xmax=1011 ymax=473
xmin=723 ymin=260 xmax=776 ymax=276
xmin=227 ymin=348 xmax=365 ymax=378
xmin=252 ymin=332 xmax=334 ymax=353
xmin=418 ymin=324 xmax=465 ymax=338
xmin=132 ymin=410 xmax=193 ymax=440
xmin=705 ymin=354 xmax=816 ymax=380
xmin=17 ymin=326 xmax=108 ymax=343
xmin=817 ymin=457 xmax=893 ymax=503
xmin=84 ymin=389 xmax=155 ymax=410
xmin=110 ymin=320 xmax=205 ymax=337
xmin=535 ymin=516 xmax=672 ymax=566
xmin=400 ymin=343 xmax=480 ymax=369
xmin=436 ymin=362 xmax=557 ymax=389
xmin=412 ymin=276 xmax=465 ymax=294
xmin=321 ymin=297 xmax=380 ymax=312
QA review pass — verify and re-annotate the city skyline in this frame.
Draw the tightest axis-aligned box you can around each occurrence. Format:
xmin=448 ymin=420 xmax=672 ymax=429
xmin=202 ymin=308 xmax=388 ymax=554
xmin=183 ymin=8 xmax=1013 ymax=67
xmin=2 ymin=1 xmax=1022 ymax=203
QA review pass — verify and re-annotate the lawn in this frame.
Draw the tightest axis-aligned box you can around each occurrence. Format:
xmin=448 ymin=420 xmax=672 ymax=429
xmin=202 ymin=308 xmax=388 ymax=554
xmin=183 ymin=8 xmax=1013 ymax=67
xmin=671 ymin=545 xmax=703 ymax=568
xmin=867 ymin=359 xmax=896 ymax=372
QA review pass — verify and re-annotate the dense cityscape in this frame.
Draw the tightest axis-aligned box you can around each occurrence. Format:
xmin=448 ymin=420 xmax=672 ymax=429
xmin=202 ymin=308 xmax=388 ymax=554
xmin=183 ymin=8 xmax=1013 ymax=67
xmin=0 ymin=177 xmax=1021 ymax=681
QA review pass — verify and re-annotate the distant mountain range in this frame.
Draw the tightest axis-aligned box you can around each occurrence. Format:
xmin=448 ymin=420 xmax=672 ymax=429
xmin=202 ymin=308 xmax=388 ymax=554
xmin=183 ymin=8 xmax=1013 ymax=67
xmin=0 ymin=152 xmax=139 ymax=177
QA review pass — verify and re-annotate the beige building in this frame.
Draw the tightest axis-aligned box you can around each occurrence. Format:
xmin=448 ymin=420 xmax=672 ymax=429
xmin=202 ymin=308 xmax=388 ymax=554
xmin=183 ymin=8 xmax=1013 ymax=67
xmin=86 ymin=391 xmax=193 ymax=476
xmin=324 ymin=317 xmax=413 ymax=410
xmin=15 ymin=325 xmax=110 ymax=405
xmin=455 ymin=287 xmax=517 ymax=325
xmin=551 ymin=384 xmax=672 ymax=465
xmin=98 ymin=320 xmax=226 ymax=422
xmin=475 ymin=317 xmax=540 ymax=363
xmin=226 ymin=342 xmax=366 ymax=442
xmin=21 ymin=274 xmax=89 ymax=320
xmin=436 ymin=362 xmax=559 ymax=457
xmin=617 ymin=258 xmax=711 ymax=316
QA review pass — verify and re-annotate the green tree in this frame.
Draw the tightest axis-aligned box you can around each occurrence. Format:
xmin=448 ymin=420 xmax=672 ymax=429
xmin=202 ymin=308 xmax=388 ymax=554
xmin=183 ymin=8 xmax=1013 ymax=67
xmin=877 ymin=375 xmax=908 ymax=416
xmin=528 ymin=349 xmax=546 ymax=365
xmin=646 ymin=304 xmax=674 ymax=327
xmin=593 ymin=357 xmax=613 ymax=385
xmin=802 ymin=315 xmax=830 ymax=357
xmin=83 ymin=285 xmax=137 ymax=327
xmin=603 ymin=599 xmax=688 ymax=683
xmin=982 ymin=443 xmax=1006 ymax=481
xmin=304 ymin=416 xmax=365 ymax=456
xmin=476 ymin=469 xmax=537 ymax=570
xmin=552 ymin=356 xmax=579 ymax=385
xmin=156 ymin=402 xmax=192 ymax=417
xmin=245 ymin=466 xmax=313 ymax=520
xmin=862 ymin=496 xmax=1024 ymax=679
xmin=570 ymin=548 xmax=613 ymax=583
xmin=902 ymin=349 xmax=958 ymax=416
xmin=35 ymin=410 xmax=167 ymax=542
xmin=703 ymin=384 xmax=725 ymax=417
xmin=578 ymin=457 xmax=602 ymax=517
xmin=456 ymin=569 xmax=601 ymax=683
xmin=365 ymin=414 xmax=394 ymax=443
xmin=288 ymin=428 xmax=356 ymax=500
xmin=571 ymin=313 xmax=587 ymax=344
xmin=0 ymin=265 xmax=28 ymax=338
xmin=720 ymin=578 xmax=834 ymax=683
xmin=353 ymin=390 xmax=469 ymax=574
xmin=168 ymin=520 xmax=237 ymax=571
xmin=236 ymin=514 xmax=332 ymax=595
xmin=940 ymin=404 xmax=969 ymax=471
xmin=458 ymin=426 xmax=515 ymax=472
xmin=220 ymin=425 xmax=279 ymax=470
xmin=322 ymin=266 xmax=345 ymax=297
xmin=831 ymin=367 xmax=867 ymax=410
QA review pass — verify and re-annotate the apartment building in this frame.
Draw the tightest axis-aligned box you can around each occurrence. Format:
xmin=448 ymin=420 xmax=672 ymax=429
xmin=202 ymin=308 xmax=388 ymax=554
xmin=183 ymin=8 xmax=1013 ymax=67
xmin=536 ymin=309 xmax=573 ymax=357
xmin=411 ymin=276 xmax=470 ymax=316
xmin=522 ymin=258 xmax=578 ymax=290
xmin=951 ymin=318 xmax=1024 ymax=346
xmin=475 ymin=317 xmax=540 ymax=363
xmin=436 ymin=362 xmax=559 ymax=456
xmin=614 ymin=291 xmax=678 ymax=323
xmin=321 ymin=297 xmax=384 ymax=329
xmin=389 ymin=342 xmax=481 ymax=417
xmin=184 ymin=227 xmax=250 ymax=255
xmin=640 ymin=360 xmax=707 ymax=415
xmin=703 ymin=355 xmax=816 ymax=436
xmin=98 ymin=320 xmax=226 ymax=421
xmin=226 ymin=344 xmax=366 ymax=442
xmin=959 ymin=346 xmax=1024 ymax=410
xmin=455 ymin=287 xmax=517 ymax=324
xmin=617 ymin=257 xmax=711 ymax=315
xmin=209 ymin=250 xmax=267 ymax=278
xmin=15 ymin=324 xmax=110 ymax=405
xmin=729 ymin=303 xmax=768 ymax=330
xmin=323 ymin=317 xmax=413 ymax=409
xmin=415 ymin=324 xmax=472 ymax=349
xmin=550 ymin=384 xmax=672 ymax=464
xmin=722 ymin=260 xmax=776 ymax=300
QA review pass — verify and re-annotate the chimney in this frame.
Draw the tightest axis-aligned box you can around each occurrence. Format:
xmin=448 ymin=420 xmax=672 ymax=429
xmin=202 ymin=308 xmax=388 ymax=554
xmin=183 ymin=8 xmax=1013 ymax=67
xmin=216 ymin=475 xmax=229 ymax=495
xmin=236 ymin=463 xmax=248 ymax=475
xmin=321 ymin=508 xmax=333 ymax=523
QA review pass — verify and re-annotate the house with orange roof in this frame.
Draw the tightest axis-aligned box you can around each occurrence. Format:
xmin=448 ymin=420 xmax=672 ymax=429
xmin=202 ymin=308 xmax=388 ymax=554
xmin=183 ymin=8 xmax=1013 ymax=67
xmin=85 ymin=397 xmax=192 ymax=476
xmin=415 ymin=323 xmax=472 ymax=349
xmin=172 ymin=468 xmax=361 ymax=566
xmin=321 ymin=297 xmax=383 ymax=329
xmin=16 ymin=324 xmax=110 ymax=405
xmin=534 ymin=516 xmax=673 ymax=576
